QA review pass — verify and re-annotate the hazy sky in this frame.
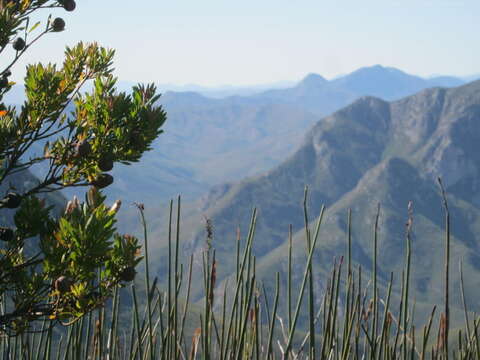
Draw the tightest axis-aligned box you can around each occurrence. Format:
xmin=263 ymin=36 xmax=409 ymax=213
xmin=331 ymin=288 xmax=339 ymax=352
xmin=8 ymin=0 xmax=480 ymax=86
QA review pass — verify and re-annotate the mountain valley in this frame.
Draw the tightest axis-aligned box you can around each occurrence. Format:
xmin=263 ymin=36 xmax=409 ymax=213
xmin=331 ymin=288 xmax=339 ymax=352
xmin=140 ymin=79 xmax=480 ymax=328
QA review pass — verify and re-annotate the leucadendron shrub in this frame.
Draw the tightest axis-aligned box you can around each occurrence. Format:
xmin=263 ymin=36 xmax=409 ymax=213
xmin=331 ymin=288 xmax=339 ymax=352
xmin=0 ymin=0 xmax=166 ymax=335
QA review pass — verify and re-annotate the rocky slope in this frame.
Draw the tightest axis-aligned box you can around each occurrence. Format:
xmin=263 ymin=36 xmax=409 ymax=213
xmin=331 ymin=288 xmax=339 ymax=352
xmin=105 ymin=66 xmax=466 ymax=204
xmin=168 ymin=80 xmax=480 ymax=324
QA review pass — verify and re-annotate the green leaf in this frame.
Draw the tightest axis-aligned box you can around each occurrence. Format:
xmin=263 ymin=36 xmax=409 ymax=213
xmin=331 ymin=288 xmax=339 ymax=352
xmin=28 ymin=21 xmax=41 ymax=33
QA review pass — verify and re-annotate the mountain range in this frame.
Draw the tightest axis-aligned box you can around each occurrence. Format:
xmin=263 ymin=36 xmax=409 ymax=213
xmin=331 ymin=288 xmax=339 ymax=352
xmin=7 ymin=65 xmax=475 ymax=205
xmin=143 ymin=79 xmax=480 ymax=328
xmin=100 ymin=65 xmax=473 ymax=204
xmin=5 ymin=65 xmax=480 ymax=329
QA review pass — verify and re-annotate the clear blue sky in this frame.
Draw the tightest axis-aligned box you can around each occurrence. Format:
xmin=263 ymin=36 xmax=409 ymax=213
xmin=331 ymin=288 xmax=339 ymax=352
xmin=10 ymin=0 xmax=480 ymax=86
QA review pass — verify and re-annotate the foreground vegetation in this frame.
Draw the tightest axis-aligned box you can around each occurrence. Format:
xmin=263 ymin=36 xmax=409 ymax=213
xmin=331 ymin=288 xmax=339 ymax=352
xmin=4 ymin=2 xmax=479 ymax=360
xmin=2 ymin=183 xmax=479 ymax=359
xmin=0 ymin=0 xmax=165 ymax=335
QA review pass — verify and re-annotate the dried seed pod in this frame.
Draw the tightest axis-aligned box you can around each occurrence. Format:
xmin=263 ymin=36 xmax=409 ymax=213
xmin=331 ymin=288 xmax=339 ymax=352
xmin=12 ymin=37 xmax=25 ymax=51
xmin=61 ymin=0 xmax=76 ymax=11
xmin=98 ymin=156 xmax=114 ymax=172
xmin=92 ymin=173 xmax=114 ymax=189
xmin=119 ymin=266 xmax=136 ymax=282
xmin=52 ymin=17 xmax=66 ymax=32
xmin=1 ymin=192 xmax=22 ymax=209
xmin=0 ymin=227 xmax=14 ymax=242
xmin=0 ymin=77 xmax=8 ymax=89
xmin=54 ymin=276 xmax=73 ymax=294
xmin=74 ymin=140 xmax=91 ymax=158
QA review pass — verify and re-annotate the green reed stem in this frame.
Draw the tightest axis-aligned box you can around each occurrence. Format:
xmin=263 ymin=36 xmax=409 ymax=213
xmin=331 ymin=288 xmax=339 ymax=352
xmin=266 ymin=273 xmax=279 ymax=360
xmin=372 ymin=203 xmax=380 ymax=358
xmin=137 ymin=205 xmax=154 ymax=360
xmin=303 ymin=186 xmax=316 ymax=359
xmin=438 ymin=177 xmax=450 ymax=358
xmin=284 ymin=205 xmax=325 ymax=359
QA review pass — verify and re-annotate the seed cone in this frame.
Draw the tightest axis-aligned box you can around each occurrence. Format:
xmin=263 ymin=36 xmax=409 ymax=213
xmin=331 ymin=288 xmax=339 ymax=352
xmin=62 ymin=0 xmax=76 ymax=11
xmin=12 ymin=37 xmax=25 ymax=51
xmin=54 ymin=276 xmax=73 ymax=294
xmin=92 ymin=173 xmax=114 ymax=189
xmin=74 ymin=140 xmax=91 ymax=158
xmin=0 ymin=227 xmax=14 ymax=242
xmin=119 ymin=266 xmax=136 ymax=282
xmin=98 ymin=157 xmax=114 ymax=172
xmin=1 ymin=192 xmax=21 ymax=209
xmin=0 ymin=77 xmax=8 ymax=89
xmin=52 ymin=17 xmax=65 ymax=32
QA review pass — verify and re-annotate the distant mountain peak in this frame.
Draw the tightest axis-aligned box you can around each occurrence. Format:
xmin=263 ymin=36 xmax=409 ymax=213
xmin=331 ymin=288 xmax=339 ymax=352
xmin=349 ymin=64 xmax=409 ymax=77
xmin=367 ymin=64 xmax=388 ymax=71
xmin=160 ymin=90 xmax=212 ymax=107
xmin=298 ymin=73 xmax=328 ymax=88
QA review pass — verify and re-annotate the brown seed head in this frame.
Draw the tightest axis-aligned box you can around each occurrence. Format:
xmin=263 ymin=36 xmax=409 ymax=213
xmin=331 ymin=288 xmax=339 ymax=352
xmin=119 ymin=266 xmax=136 ymax=282
xmin=2 ymin=192 xmax=21 ymax=209
xmin=92 ymin=174 xmax=114 ymax=189
xmin=0 ymin=227 xmax=14 ymax=242
xmin=52 ymin=17 xmax=66 ymax=32
xmin=12 ymin=37 xmax=25 ymax=51
xmin=74 ymin=140 xmax=91 ymax=158
xmin=98 ymin=156 xmax=114 ymax=172
xmin=54 ymin=276 xmax=73 ymax=294
xmin=62 ymin=0 xmax=76 ymax=11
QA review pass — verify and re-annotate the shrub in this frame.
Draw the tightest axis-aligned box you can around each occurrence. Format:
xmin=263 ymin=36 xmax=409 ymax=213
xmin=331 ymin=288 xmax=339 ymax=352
xmin=0 ymin=0 xmax=166 ymax=335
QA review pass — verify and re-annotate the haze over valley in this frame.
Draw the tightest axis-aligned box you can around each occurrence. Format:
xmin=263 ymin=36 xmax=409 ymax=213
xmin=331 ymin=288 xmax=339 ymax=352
xmin=90 ymin=65 xmax=476 ymax=204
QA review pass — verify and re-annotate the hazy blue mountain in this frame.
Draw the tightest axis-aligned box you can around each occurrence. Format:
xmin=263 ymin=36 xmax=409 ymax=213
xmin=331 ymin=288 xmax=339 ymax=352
xmin=165 ymin=80 xmax=480 ymax=324
xmin=4 ymin=66 xmax=472 ymax=206
xmin=105 ymin=97 xmax=319 ymax=203
xmin=2 ymin=79 xmax=296 ymax=105
xmin=251 ymin=65 xmax=467 ymax=115
xmin=105 ymin=66 xmax=470 ymax=205
xmin=462 ymin=74 xmax=480 ymax=82
xmin=428 ymin=76 xmax=465 ymax=87
xmin=156 ymin=80 xmax=297 ymax=98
